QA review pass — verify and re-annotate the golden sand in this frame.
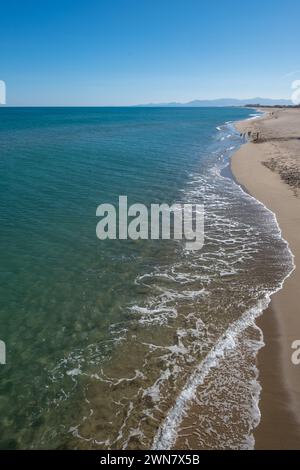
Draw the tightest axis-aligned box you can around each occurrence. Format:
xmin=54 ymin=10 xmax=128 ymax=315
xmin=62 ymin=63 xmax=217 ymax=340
xmin=232 ymin=108 xmax=300 ymax=449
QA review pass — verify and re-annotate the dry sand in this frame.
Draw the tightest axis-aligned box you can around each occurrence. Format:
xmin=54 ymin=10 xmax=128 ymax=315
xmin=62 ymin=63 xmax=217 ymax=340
xmin=232 ymin=108 xmax=300 ymax=449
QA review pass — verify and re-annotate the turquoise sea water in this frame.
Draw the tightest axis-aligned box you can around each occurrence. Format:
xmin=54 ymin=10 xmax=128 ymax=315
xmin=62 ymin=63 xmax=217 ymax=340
xmin=0 ymin=107 xmax=293 ymax=449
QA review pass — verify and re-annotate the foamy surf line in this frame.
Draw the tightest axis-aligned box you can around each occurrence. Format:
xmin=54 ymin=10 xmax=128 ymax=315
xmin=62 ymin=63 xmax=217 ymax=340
xmin=152 ymin=251 xmax=294 ymax=451
xmin=152 ymin=116 xmax=295 ymax=450
xmin=152 ymin=299 xmax=266 ymax=449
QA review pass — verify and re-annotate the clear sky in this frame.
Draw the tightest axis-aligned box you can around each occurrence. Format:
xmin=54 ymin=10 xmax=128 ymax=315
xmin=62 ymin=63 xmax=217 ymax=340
xmin=1 ymin=0 xmax=300 ymax=106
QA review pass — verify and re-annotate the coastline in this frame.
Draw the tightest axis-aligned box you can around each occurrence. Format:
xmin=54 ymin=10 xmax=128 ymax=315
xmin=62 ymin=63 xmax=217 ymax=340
xmin=231 ymin=108 xmax=300 ymax=449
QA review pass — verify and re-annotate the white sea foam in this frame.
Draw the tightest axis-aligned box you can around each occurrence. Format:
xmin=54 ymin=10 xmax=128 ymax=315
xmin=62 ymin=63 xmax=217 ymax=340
xmin=50 ymin=113 xmax=295 ymax=451
xmin=151 ymin=118 xmax=295 ymax=450
xmin=152 ymin=276 xmax=292 ymax=449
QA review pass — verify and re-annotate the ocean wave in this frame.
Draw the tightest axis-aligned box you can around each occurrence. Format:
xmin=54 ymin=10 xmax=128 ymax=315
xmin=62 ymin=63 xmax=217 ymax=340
xmin=151 ymin=120 xmax=295 ymax=450
xmin=46 ymin=116 xmax=294 ymax=450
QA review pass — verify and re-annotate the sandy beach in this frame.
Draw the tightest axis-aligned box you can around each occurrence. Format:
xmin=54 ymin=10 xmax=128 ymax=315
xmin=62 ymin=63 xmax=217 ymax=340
xmin=232 ymin=108 xmax=300 ymax=449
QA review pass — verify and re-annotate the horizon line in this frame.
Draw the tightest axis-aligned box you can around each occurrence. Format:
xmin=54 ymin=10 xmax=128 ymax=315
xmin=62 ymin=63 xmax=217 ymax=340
xmin=0 ymin=97 xmax=293 ymax=109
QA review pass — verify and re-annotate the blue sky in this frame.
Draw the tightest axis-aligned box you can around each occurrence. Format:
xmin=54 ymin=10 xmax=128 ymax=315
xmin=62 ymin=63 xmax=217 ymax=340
xmin=1 ymin=0 xmax=300 ymax=105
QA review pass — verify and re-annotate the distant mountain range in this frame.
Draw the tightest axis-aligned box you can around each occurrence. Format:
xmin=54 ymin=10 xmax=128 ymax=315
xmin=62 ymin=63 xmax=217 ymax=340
xmin=135 ymin=98 xmax=292 ymax=107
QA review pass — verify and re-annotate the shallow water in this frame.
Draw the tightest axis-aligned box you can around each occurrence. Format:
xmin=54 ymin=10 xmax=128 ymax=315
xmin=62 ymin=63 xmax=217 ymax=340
xmin=0 ymin=107 xmax=293 ymax=449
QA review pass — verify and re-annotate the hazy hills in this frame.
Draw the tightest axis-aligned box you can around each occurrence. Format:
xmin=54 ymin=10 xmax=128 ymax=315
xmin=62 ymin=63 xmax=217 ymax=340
xmin=135 ymin=98 xmax=292 ymax=107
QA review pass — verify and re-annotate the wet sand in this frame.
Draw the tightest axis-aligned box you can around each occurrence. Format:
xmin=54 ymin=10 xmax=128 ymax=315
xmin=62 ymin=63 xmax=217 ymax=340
xmin=232 ymin=108 xmax=300 ymax=449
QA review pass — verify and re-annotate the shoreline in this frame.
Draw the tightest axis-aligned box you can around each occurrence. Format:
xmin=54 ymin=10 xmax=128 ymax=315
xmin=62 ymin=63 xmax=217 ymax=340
xmin=231 ymin=108 xmax=300 ymax=449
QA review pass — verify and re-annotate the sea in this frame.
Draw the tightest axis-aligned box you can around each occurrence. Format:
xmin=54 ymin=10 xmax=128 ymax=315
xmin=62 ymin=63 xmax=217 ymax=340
xmin=0 ymin=107 xmax=294 ymax=449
